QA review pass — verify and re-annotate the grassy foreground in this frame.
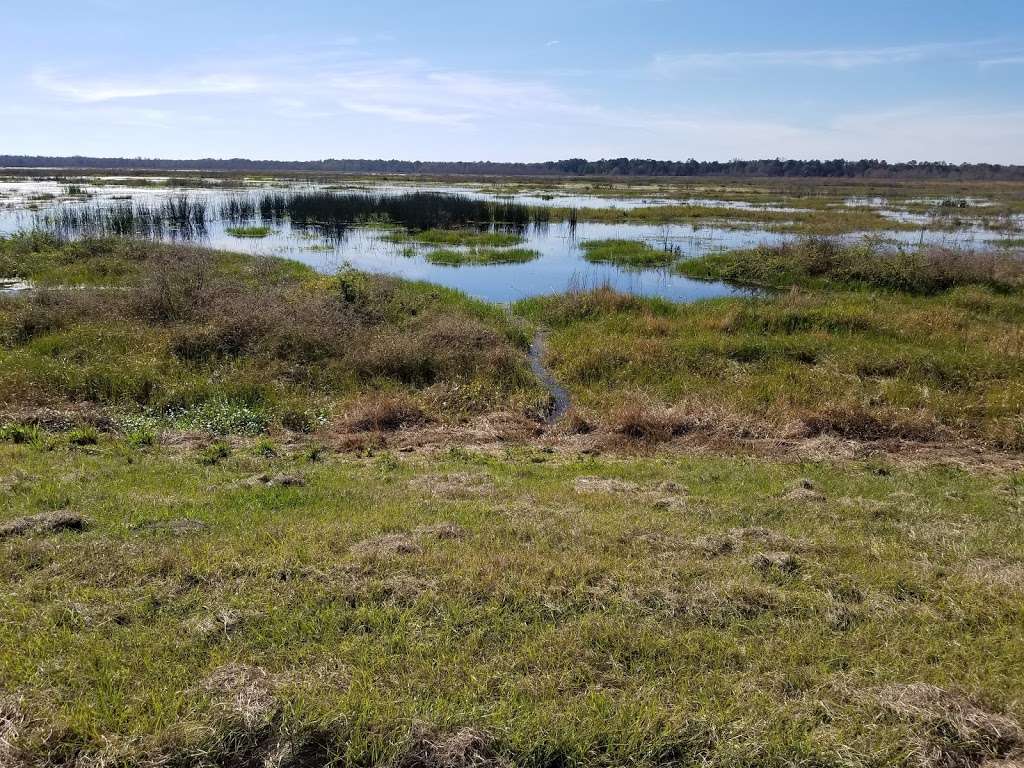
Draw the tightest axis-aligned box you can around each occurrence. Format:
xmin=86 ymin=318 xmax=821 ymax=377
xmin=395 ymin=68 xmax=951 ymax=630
xmin=2 ymin=233 xmax=1024 ymax=766
xmin=2 ymin=435 xmax=1023 ymax=766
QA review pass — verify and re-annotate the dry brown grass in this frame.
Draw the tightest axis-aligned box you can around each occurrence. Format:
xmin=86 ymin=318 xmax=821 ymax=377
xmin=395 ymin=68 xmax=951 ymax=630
xmin=342 ymin=393 xmax=429 ymax=432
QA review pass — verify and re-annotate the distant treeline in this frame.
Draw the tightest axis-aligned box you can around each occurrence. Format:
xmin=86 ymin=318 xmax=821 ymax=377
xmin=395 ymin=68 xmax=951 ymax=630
xmin=3 ymin=155 xmax=1023 ymax=180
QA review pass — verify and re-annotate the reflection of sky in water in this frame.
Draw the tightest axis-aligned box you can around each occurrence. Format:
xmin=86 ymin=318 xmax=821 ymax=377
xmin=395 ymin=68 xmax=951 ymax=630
xmin=0 ymin=179 xmax=1019 ymax=303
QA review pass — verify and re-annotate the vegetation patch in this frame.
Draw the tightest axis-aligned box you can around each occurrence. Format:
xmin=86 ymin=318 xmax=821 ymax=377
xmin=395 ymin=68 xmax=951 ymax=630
xmin=677 ymin=237 xmax=1024 ymax=294
xmin=387 ymin=228 xmax=525 ymax=247
xmin=225 ymin=225 xmax=272 ymax=238
xmin=0 ymin=235 xmax=542 ymax=433
xmin=580 ymin=239 xmax=676 ymax=268
xmin=424 ymin=247 xmax=540 ymax=266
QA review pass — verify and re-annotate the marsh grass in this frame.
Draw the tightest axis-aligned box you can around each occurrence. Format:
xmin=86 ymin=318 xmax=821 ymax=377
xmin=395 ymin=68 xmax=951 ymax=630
xmin=386 ymin=228 xmax=525 ymax=247
xmin=517 ymin=276 xmax=1024 ymax=447
xmin=0 ymin=235 xmax=541 ymax=433
xmin=677 ymin=238 xmax=1024 ymax=294
xmin=225 ymin=226 xmax=272 ymax=238
xmin=424 ymin=247 xmax=540 ymax=266
xmin=580 ymin=239 xmax=677 ymax=268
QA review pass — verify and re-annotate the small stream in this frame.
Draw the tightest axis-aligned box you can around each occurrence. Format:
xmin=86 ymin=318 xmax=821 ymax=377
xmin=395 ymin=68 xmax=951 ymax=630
xmin=528 ymin=331 xmax=572 ymax=423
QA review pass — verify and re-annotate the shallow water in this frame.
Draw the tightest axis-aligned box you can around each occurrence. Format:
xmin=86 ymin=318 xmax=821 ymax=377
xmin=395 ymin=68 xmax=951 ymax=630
xmin=0 ymin=177 xmax=1018 ymax=303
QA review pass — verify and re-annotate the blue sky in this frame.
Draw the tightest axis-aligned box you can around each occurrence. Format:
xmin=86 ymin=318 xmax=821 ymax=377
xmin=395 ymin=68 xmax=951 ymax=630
xmin=3 ymin=0 xmax=1023 ymax=162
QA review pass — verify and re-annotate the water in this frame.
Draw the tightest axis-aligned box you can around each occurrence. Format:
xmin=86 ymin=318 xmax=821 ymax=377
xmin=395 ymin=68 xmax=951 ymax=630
xmin=0 ymin=177 xmax=1018 ymax=303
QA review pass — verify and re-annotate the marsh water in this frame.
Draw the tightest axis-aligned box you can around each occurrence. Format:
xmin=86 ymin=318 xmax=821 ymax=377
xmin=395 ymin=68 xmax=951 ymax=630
xmin=0 ymin=177 xmax=1015 ymax=302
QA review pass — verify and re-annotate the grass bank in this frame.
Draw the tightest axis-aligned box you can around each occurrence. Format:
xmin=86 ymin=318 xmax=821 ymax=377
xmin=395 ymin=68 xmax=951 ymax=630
xmin=0 ymin=234 xmax=544 ymax=434
xmin=518 ymin=241 xmax=1024 ymax=448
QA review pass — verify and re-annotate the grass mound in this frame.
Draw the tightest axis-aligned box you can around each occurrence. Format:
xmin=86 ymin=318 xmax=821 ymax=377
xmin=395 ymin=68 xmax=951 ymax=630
xmin=225 ymin=225 xmax=272 ymax=238
xmin=580 ymin=239 xmax=676 ymax=268
xmin=425 ymin=247 xmax=539 ymax=266
xmin=678 ymin=237 xmax=1024 ymax=294
xmin=388 ymin=228 xmax=525 ymax=247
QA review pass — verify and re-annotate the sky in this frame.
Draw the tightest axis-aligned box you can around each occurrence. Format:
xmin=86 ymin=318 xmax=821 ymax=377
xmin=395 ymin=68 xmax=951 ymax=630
xmin=3 ymin=0 xmax=1024 ymax=163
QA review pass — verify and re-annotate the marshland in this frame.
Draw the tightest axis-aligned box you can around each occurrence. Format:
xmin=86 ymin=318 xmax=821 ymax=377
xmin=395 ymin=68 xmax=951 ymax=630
xmin=2 ymin=170 xmax=1024 ymax=767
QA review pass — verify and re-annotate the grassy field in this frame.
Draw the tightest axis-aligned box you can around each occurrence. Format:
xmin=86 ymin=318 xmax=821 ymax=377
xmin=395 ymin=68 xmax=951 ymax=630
xmin=2 ymin=231 xmax=1024 ymax=766
xmin=2 ymin=434 xmax=1023 ymax=766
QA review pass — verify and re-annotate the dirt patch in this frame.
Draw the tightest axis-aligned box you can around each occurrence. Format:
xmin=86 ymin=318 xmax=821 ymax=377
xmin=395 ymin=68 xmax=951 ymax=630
xmin=401 ymin=724 xmax=501 ymax=768
xmin=878 ymin=683 xmax=1023 ymax=768
xmin=0 ymin=511 xmax=88 ymax=539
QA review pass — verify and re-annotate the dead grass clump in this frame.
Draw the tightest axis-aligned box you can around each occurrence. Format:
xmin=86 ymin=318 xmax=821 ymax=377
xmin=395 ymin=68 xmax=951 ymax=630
xmin=683 ymin=581 xmax=782 ymax=625
xmin=691 ymin=534 xmax=737 ymax=558
xmin=964 ymin=558 xmax=1024 ymax=590
xmin=237 ymin=473 xmax=306 ymax=489
xmin=351 ymin=533 xmax=422 ymax=557
xmin=189 ymin=608 xmax=250 ymax=640
xmin=0 ymin=696 xmax=26 ymax=767
xmin=409 ymin=473 xmax=494 ymax=499
xmin=878 ymin=683 xmax=1024 ymax=768
xmin=752 ymin=551 xmax=802 ymax=575
xmin=610 ymin=403 xmax=694 ymax=443
xmin=783 ymin=478 xmax=827 ymax=503
xmin=414 ymin=522 xmax=466 ymax=541
xmin=573 ymin=476 xmax=642 ymax=495
xmin=342 ymin=394 xmax=428 ymax=432
xmin=132 ymin=518 xmax=208 ymax=535
xmin=0 ymin=511 xmax=88 ymax=539
xmin=729 ymin=527 xmax=812 ymax=552
xmin=204 ymin=664 xmax=277 ymax=729
xmin=401 ymin=724 xmax=500 ymax=768
xmin=801 ymin=405 xmax=944 ymax=443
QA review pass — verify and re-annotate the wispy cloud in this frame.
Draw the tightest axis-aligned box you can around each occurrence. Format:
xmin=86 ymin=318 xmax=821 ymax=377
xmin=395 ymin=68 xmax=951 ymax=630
xmin=652 ymin=41 xmax=978 ymax=75
xmin=979 ymin=55 xmax=1024 ymax=67
xmin=33 ymin=69 xmax=264 ymax=102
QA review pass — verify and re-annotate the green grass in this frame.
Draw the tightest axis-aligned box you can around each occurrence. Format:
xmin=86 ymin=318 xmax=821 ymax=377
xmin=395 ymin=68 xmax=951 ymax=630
xmin=225 ymin=225 xmax=273 ymax=238
xmin=1 ymin=436 xmax=1021 ymax=765
xmin=387 ymin=228 xmax=525 ymax=247
xmin=0 ymin=235 xmax=544 ymax=432
xmin=580 ymin=239 xmax=676 ymax=268
xmin=424 ymin=247 xmax=540 ymax=266
xmin=677 ymin=238 xmax=1024 ymax=295
xmin=516 ymin=280 xmax=1024 ymax=448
